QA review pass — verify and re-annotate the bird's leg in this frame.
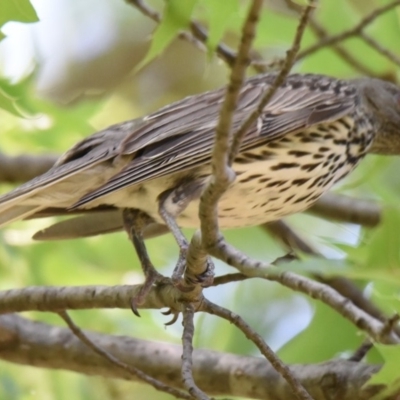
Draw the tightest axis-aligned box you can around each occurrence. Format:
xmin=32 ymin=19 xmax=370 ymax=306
xmin=122 ymin=208 xmax=165 ymax=316
xmin=157 ymin=204 xmax=189 ymax=288
xmin=158 ymin=188 xmax=214 ymax=290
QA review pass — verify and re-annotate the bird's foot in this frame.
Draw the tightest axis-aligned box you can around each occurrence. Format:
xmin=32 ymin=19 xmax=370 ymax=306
xmin=171 ymin=244 xmax=191 ymax=291
xmin=172 ymin=248 xmax=215 ymax=291
xmin=130 ymin=269 xmax=165 ymax=317
xmin=192 ymin=257 xmax=215 ymax=287
xmin=161 ymin=308 xmax=180 ymax=326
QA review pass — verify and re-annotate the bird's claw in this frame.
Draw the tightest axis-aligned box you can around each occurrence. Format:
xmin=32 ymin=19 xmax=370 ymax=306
xmin=162 ymin=308 xmax=180 ymax=326
xmin=172 ymin=256 xmax=215 ymax=290
xmin=190 ymin=258 xmax=215 ymax=287
xmin=130 ymin=269 xmax=164 ymax=317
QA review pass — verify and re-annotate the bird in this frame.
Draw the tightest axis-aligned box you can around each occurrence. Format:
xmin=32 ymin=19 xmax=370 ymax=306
xmin=0 ymin=72 xmax=399 ymax=311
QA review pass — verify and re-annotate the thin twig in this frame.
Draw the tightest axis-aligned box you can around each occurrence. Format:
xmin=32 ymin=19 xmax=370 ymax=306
xmin=282 ymin=0 xmax=377 ymax=76
xmin=297 ymin=0 xmax=400 ymax=60
xmin=211 ymin=251 xmax=295 ymax=286
xmin=348 ymin=340 xmax=373 ymax=362
xmin=349 ymin=314 xmax=400 ymax=362
xmin=308 ymin=192 xmax=381 ymax=227
xmin=208 ymin=239 xmax=400 ymax=344
xmin=307 ymin=19 xmax=376 ymax=76
xmin=360 ymin=32 xmax=400 ymax=68
xmin=212 ymin=273 xmax=249 ymax=286
xmin=211 ymin=251 xmax=299 ymax=286
xmin=380 ymin=313 xmax=400 ymax=339
xmin=199 ymin=0 xmax=263 ymax=248
xmin=188 ymin=21 xmax=237 ymax=68
xmin=57 ymin=310 xmax=192 ymax=400
xmin=203 ymin=300 xmax=313 ymax=400
xmin=126 ymin=0 xmax=158 ymax=20
xmin=126 ymin=0 xmax=205 ymax=50
xmin=262 ymin=220 xmax=319 ymax=255
xmin=263 ymin=220 xmax=400 ymax=338
xmin=126 ymin=0 xmax=240 ymax=68
xmin=228 ymin=0 xmax=317 ymax=164
xmin=181 ymin=304 xmax=211 ymax=400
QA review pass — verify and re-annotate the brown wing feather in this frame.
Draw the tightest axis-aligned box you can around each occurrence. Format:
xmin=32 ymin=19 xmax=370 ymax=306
xmin=73 ymin=73 xmax=358 ymax=207
xmin=0 ymin=121 xmax=137 ymax=214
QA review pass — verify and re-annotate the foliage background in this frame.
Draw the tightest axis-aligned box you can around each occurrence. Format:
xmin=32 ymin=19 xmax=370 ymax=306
xmin=1 ymin=0 xmax=400 ymax=398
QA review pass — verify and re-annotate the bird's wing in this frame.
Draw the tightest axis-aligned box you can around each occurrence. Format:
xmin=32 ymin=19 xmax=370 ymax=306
xmin=32 ymin=209 xmax=168 ymax=240
xmin=74 ymin=73 xmax=358 ymax=207
xmin=0 ymin=121 xmax=138 ymax=214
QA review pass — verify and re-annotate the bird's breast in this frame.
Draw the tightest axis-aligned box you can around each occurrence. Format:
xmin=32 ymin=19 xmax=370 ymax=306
xmin=97 ymin=116 xmax=368 ymax=229
xmin=179 ymin=117 xmax=365 ymax=228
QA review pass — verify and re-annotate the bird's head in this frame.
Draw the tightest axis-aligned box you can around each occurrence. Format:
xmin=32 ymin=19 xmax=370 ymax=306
xmin=355 ymin=78 xmax=400 ymax=155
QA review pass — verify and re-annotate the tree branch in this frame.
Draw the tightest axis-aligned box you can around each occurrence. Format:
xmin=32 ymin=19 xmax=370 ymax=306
xmin=208 ymin=240 xmax=400 ymax=344
xmin=0 ymin=314 xmax=383 ymax=400
xmin=306 ymin=19 xmax=375 ymax=76
xmin=199 ymin=0 xmax=263 ymax=248
xmin=57 ymin=310 xmax=191 ymax=399
xmin=263 ymin=219 xmax=400 ymax=339
xmin=297 ymin=0 xmax=400 ymax=61
xmin=126 ymin=0 xmax=239 ymax=69
xmin=0 ymin=153 xmax=57 ymax=184
xmin=181 ymin=304 xmax=209 ymax=400
xmin=204 ymin=300 xmax=312 ymax=400
xmin=359 ymin=32 xmax=400 ymax=68
xmin=307 ymin=193 xmax=381 ymax=227
xmin=0 ymin=284 xmax=174 ymax=314
xmin=228 ymin=0 xmax=317 ymax=164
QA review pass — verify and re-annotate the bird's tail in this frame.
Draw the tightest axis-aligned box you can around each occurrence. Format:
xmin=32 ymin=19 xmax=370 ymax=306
xmin=32 ymin=210 xmax=169 ymax=240
xmin=0 ymin=205 xmax=45 ymax=227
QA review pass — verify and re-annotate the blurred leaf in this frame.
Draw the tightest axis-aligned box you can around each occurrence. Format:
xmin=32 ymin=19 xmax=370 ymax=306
xmin=300 ymin=0 xmax=391 ymax=76
xmin=255 ymin=8 xmax=297 ymax=48
xmin=0 ymin=373 xmax=20 ymax=400
xmin=368 ymin=344 xmax=400 ymax=399
xmin=136 ymin=0 xmax=198 ymax=70
xmin=0 ymin=0 xmax=38 ymax=28
xmin=367 ymin=2 xmax=400 ymax=68
xmin=365 ymin=208 xmax=400 ymax=270
xmin=278 ymin=300 xmax=365 ymax=363
xmin=0 ymin=87 xmax=21 ymax=116
xmin=200 ymin=0 xmax=239 ymax=53
xmin=0 ymin=73 xmax=103 ymax=156
xmin=370 ymin=281 xmax=400 ymax=316
xmin=0 ymin=78 xmax=35 ymax=117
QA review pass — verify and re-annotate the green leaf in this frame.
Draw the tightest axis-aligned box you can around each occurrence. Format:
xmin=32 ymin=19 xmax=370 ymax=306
xmin=0 ymin=0 xmax=39 ymax=27
xmin=365 ymin=208 xmax=400 ymax=270
xmin=278 ymin=301 xmax=362 ymax=363
xmin=136 ymin=0 xmax=198 ymax=70
xmin=368 ymin=344 xmax=400 ymax=399
xmin=200 ymin=0 xmax=239 ymax=53
xmin=0 ymin=87 xmax=21 ymax=116
xmin=370 ymin=281 xmax=400 ymax=316
xmin=0 ymin=78 xmax=33 ymax=117
xmin=254 ymin=8 xmax=296 ymax=48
